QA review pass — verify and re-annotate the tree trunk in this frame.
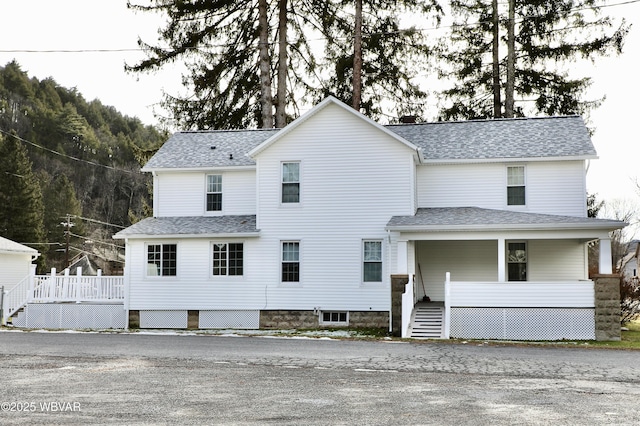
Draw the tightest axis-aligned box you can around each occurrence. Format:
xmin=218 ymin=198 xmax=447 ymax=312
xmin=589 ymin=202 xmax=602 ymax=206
xmin=258 ymin=0 xmax=274 ymax=128
xmin=505 ymin=0 xmax=515 ymax=118
xmin=492 ymin=0 xmax=501 ymax=118
xmin=352 ymin=0 xmax=363 ymax=111
xmin=275 ymin=0 xmax=287 ymax=128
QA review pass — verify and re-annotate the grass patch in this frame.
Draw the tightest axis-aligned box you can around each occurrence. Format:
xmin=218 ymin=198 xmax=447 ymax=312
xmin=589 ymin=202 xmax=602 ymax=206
xmin=574 ymin=320 xmax=640 ymax=350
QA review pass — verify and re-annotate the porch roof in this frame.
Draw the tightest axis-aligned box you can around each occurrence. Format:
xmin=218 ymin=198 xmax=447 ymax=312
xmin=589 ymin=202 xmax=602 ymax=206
xmin=113 ymin=215 xmax=259 ymax=239
xmin=386 ymin=207 xmax=626 ymax=232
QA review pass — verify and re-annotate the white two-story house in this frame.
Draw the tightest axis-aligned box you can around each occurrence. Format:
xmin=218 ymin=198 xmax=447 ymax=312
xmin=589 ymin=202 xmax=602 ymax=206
xmin=114 ymin=97 xmax=625 ymax=340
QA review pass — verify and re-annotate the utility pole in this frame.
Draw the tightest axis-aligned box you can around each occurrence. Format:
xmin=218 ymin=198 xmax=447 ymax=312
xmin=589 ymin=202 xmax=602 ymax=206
xmin=65 ymin=214 xmax=71 ymax=268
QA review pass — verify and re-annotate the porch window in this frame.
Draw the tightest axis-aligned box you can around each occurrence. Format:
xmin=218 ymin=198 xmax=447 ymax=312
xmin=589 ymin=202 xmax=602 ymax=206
xmin=282 ymin=241 xmax=300 ymax=282
xmin=507 ymin=166 xmax=525 ymax=206
xmin=213 ymin=243 xmax=243 ymax=276
xmin=147 ymin=244 xmax=177 ymax=276
xmin=282 ymin=162 xmax=300 ymax=203
xmin=507 ymin=241 xmax=527 ymax=281
xmin=363 ymin=240 xmax=383 ymax=282
xmin=206 ymin=174 xmax=222 ymax=211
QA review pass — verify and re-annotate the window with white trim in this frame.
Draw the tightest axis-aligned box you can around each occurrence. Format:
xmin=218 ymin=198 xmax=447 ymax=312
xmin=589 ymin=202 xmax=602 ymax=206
xmin=281 ymin=241 xmax=300 ymax=282
xmin=206 ymin=174 xmax=222 ymax=211
xmin=507 ymin=241 xmax=527 ymax=281
xmin=212 ymin=243 xmax=243 ymax=276
xmin=147 ymin=244 xmax=177 ymax=276
xmin=507 ymin=166 xmax=525 ymax=206
xmin=282 ymin=162 xmax=300 ymax=203
xmin=363 ymin=240 xmax=383 ymax=282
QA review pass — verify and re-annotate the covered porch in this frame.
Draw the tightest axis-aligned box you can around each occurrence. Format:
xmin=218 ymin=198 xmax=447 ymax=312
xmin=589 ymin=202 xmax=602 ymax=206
xmin=388 ymin=207 xmax=626 ymax=340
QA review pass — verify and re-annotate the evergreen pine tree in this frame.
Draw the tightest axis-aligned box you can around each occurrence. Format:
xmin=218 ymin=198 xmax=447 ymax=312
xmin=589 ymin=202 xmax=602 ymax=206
xmin=0 ymin=133 xmax=46 ymax=265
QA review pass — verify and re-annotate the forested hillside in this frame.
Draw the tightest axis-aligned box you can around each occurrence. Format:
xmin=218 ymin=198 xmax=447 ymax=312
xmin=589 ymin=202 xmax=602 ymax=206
xmin=0 ymin=60 xmax=167 ymax=273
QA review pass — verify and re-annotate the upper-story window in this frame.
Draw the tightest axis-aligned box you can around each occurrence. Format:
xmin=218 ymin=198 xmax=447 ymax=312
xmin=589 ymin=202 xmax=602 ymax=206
xmin=282 ymin=162 xmax=300 ymax=203
xmin=507 ymin=166 xmax=525 ymax=206
xmin=206 ymin=174 xmax=222 ymax=211
xmin=147 ymin=243 xmax=177 ymax=276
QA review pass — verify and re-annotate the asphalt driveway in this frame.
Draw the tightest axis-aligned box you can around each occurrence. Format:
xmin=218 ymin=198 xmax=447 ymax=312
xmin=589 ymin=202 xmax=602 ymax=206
xmin=1 ymin=330 xmax=639 ymax=425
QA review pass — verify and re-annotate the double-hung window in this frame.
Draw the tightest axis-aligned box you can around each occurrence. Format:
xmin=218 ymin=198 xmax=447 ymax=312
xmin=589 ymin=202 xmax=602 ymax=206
xmin=213 ymin=243 xmax=244 ymax=276
xmin=147 ymin=244 xmax=177 ymax=276
xmin=281 ymin=241 xmax=300 ymax=282
xmin=363 ymin=240 xmax=383 ymax=282
xmin=507 ymin=241 xmax=527 ymax=281
xmin=507 ymin=166 xmax=525 ymax=206
xmin=206 ymin=174 xmax=222 ymax=211
xmin=282 ymin=162 xmax=300 ymax=203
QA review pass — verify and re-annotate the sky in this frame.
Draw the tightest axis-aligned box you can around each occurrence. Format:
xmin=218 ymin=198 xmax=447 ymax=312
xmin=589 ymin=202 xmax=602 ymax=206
xmin=0 ymin=0 xmax=638 ymax=211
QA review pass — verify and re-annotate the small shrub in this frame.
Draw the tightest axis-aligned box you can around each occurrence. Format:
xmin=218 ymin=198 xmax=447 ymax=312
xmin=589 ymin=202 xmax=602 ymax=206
xmin=620 ymin=274 xmax=640 ymax=324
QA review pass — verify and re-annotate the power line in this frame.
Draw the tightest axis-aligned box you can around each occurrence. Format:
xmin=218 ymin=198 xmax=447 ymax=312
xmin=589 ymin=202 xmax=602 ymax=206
xmin=70 ymin=215 xmax=127 ymax=229
xmin=0 ymin=128 xmax=141 ymax=175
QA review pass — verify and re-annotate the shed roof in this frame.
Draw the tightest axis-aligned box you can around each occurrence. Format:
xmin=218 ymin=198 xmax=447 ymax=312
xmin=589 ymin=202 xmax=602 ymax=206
xmin=0 ymin=236 xmax=39 ymax=255
xmin=114 ymin=215 xmax=258 ymax=239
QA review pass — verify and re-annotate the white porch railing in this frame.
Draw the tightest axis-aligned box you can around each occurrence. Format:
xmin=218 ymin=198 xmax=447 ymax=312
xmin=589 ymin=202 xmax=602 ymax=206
xmin=2 ymin=267 xmax=124 ymax=324
xmin=401 ymin=274 xmax=415 ymax=338
xmin=445 ymin=275 xmax=596 ymax=340
xmin=448 ymin=280 xmax=595 ymax=308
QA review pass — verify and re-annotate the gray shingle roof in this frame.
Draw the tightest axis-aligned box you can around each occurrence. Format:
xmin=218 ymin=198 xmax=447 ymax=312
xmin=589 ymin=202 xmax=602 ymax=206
xmin=386 ymin=207 xmax=625 ymax=232
xmin=143 ymin=129 xmax=278 ymax=170
xmin=387 ymin=116 xmax=596 ymax=161
xmin=142 ymin=115 xmax=596 ymax=170
xmin=114 ymin=215 xmax=258 ymax=238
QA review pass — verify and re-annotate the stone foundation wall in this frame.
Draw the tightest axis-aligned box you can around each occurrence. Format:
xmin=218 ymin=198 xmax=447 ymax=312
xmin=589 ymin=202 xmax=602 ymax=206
xmin=260 ymin=310 xmax=388 ymax=330
xmin=593 ymin=274 xmax=621 ymax=341
xmin=128 ymin=310 xmax=140 ymax=329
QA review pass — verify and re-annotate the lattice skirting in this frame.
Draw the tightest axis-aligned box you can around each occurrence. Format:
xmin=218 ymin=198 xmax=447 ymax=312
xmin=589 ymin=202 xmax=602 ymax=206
xmin=450 ymin=307 xmax=595 ymax=341
xmin=18 ymin=304 xmax=126 ymax=329
xmin=199 ymin=310 xmax=260 ymax=329
xmin=139 ymin=310 xmax=188 ymax=329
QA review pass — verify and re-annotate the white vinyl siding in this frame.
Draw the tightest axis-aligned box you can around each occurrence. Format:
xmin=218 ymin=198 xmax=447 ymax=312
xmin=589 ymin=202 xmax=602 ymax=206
xmin=251 ymin=102 xmax=414 ymax=310
xmin=155 ymin=169 xmax=256 ymax=216
xmin=0 ymin=253 xmax=34 ymax=290
xmin=416 ymin=160 xmax=587 ymax=216
xmin=128 ymin=238 xmax=261 ymax=310
xmin=416 ymin=240 xmax=499 ymax=301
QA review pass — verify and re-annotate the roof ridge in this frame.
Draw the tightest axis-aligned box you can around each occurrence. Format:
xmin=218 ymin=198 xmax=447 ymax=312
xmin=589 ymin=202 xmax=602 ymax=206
xmin=178 ymin=128 xmax=280 ymax=135
xmin=385 ymin=115 xmax=581 ymax=128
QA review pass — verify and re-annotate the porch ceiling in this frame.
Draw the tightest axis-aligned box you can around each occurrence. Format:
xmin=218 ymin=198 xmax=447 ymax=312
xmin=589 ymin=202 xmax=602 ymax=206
xmin=386 ymin=207 xmax=626 ymax=234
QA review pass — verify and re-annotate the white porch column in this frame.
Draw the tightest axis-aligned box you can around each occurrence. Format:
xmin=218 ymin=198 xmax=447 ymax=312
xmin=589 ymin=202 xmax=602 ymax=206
xmin=497 ymin=237 xmax=506 ymax=282
xmin=397 ymin=240 xmax=408 ymax=274
xmin=599 ymin=237 xmax=613 ymax=274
